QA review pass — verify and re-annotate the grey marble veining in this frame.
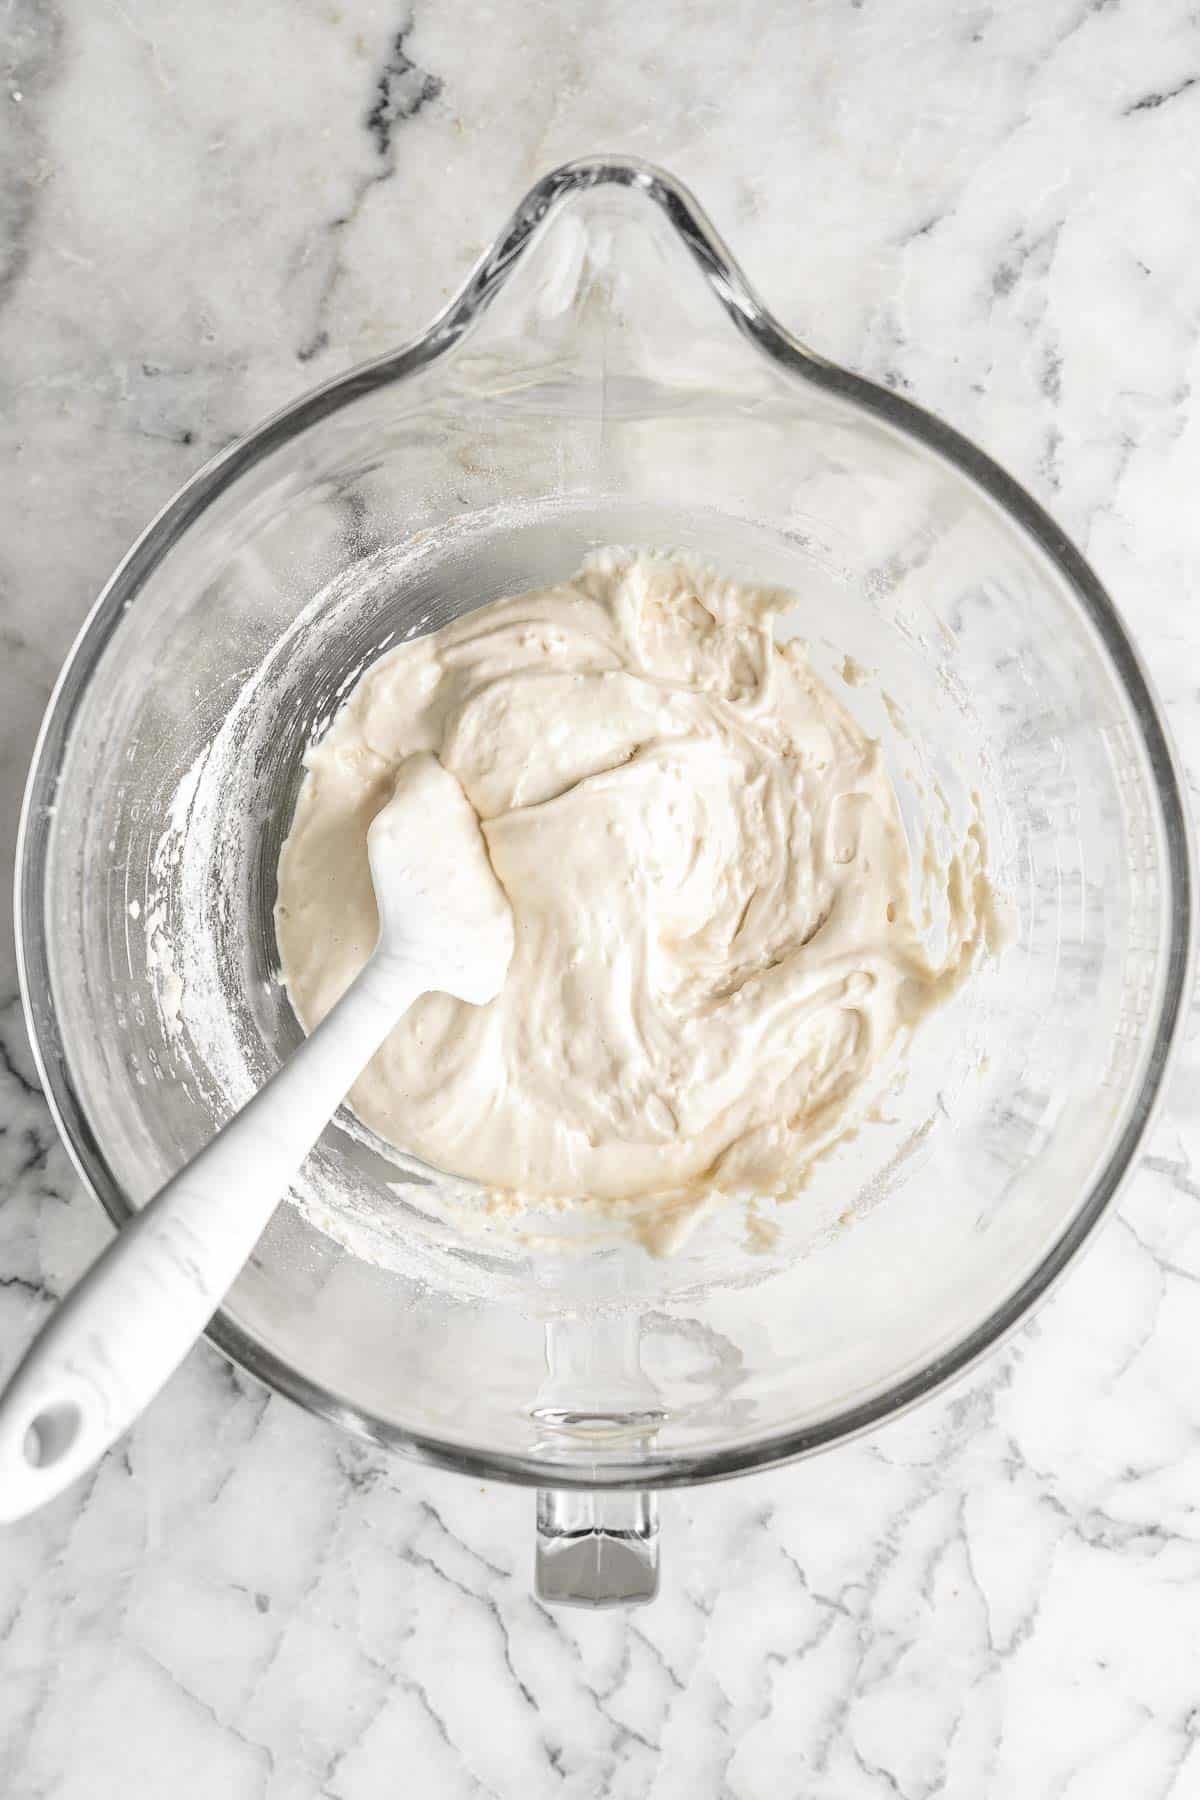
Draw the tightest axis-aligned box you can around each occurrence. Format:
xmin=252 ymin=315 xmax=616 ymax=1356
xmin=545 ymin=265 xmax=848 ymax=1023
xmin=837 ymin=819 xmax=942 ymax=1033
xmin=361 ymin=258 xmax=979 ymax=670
xmin=2 ymin=1 xmax=1200 ymax=1795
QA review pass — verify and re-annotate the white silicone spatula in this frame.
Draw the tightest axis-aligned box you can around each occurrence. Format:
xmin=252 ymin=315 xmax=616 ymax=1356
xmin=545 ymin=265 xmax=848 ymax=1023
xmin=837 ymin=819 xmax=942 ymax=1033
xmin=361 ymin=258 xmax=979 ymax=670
xmin=0 ymin=753 xmax=513 ymax=1523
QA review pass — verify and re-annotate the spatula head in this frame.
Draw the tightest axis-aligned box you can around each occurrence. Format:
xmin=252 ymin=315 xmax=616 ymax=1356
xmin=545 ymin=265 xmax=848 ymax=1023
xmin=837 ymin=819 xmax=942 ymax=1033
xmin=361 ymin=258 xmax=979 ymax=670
xmin=367 ymin=753 xmax=514 ymax=1005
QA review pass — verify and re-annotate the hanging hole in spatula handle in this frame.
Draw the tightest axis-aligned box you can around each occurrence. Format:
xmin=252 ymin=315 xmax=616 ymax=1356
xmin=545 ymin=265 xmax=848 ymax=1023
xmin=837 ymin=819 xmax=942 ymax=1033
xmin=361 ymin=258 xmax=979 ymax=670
xmin=0 ymin=1368 xmax=102 ymax=1523
xmin=23 ymin=1398 xmax=84 ymax=1468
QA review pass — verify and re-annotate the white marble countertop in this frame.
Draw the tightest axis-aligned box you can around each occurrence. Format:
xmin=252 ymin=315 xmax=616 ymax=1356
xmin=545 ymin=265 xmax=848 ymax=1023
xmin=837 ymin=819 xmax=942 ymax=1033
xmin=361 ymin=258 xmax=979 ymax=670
xmin=3 ymin=2 xmax=1200 ymax=1794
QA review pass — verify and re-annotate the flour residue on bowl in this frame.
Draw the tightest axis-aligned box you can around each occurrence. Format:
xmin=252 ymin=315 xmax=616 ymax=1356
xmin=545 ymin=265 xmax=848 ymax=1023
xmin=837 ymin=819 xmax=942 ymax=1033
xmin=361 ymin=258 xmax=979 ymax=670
xmin=141 ymin=742 xmax=214 ymax=1041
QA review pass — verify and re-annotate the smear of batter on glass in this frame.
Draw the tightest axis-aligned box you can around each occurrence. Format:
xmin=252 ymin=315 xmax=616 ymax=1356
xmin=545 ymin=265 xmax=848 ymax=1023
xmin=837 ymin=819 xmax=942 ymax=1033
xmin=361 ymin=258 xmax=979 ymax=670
xmin=275 ymin=550 xmax=1002 ymax=1241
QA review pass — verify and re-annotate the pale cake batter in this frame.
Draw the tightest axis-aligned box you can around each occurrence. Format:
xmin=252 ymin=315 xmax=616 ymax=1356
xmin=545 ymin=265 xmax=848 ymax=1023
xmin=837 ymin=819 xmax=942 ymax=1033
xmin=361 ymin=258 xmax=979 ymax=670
xmin=275 ymin=552 xmax=997 ymax=1225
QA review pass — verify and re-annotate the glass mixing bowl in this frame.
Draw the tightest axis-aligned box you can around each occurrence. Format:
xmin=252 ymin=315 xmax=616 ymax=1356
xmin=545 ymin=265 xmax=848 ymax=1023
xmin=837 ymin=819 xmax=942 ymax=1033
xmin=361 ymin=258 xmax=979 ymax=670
xmin=16 ymin=158 xmax=1193 ymax=1605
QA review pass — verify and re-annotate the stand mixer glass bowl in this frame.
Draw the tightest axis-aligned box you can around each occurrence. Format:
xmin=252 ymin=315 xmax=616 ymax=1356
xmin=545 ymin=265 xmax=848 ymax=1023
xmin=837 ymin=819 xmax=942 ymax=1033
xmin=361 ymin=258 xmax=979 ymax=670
xmin=17 ymin=159 xmax=1192 ymax=1605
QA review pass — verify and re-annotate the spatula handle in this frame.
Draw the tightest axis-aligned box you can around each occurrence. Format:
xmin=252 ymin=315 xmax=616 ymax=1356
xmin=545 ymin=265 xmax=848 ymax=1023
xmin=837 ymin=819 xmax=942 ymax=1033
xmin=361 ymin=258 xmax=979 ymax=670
xmin=0 ymin=952 xmax=422 ymax=1523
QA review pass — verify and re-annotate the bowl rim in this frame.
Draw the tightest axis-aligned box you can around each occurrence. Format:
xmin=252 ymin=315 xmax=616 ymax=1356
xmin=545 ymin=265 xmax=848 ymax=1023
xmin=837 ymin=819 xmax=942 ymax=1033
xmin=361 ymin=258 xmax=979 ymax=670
xmin=15 ymin=155 xmax=1196 ymax=1491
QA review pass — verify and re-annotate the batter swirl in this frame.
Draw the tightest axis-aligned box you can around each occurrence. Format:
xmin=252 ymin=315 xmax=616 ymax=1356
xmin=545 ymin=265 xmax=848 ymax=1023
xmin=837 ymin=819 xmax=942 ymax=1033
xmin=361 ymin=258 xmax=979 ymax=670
xmin=276 ymin=552 xmax=994 ymax=1222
